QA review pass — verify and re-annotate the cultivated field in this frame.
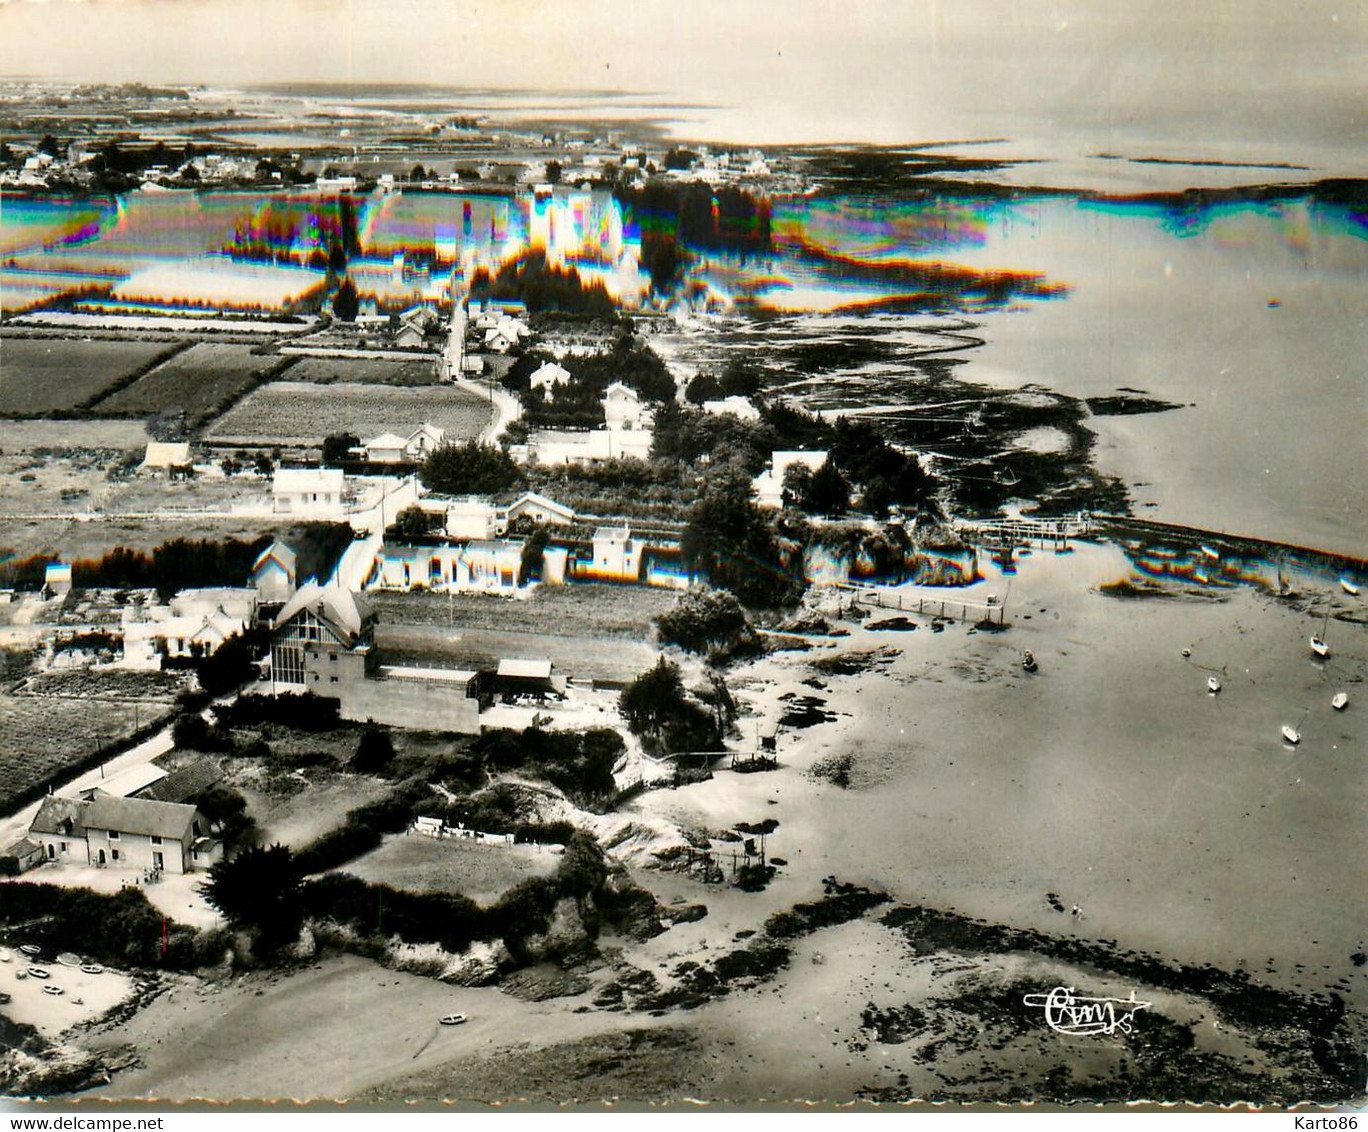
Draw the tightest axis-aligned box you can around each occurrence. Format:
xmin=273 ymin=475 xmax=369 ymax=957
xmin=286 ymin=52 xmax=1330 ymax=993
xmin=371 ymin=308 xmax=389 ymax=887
xmin=0 ymin=338 xmax=183 ymax=415
xmin=341 ymin=833 xmax=560 ymax=904
xmin=95 ymin=342 xmax=289 ymax=422
xmin=285 ymin=355 xmax=439 ymax=386
xmin=0 ymin=691 xmax=177 ymax=810
xmin=203 ymin=381 xmax=492 ymax=446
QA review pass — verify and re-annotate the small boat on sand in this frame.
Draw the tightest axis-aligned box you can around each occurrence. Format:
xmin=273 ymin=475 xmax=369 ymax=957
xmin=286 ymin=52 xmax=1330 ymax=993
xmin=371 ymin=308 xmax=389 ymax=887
xmin=1332 ymin=692 xmax=1348 ymax=711
xmin=439 ymin=1013 xmax=468 ymax=1026
xmin=1310 ymin=617 xmax=1331 ymax=658
xmin=80 ymin=964 xmax=104 ymax=976
xmin=27 ymin=967 xmax=50 ymax=979
xmin=41 ymin=985 xmax=64 ymax=997
xmin=1281 ymin=724 xmax=1302 ymax=745
xmin=18 ymin=944 xmax=40 ymax=958
xmin=1207 ymin=676 xmax=1221 ymax=694
xmin=1341 ymin=578 xmax=1359 ymax=596
xmin=1021 ymin=650 xmax=1038 ymax=673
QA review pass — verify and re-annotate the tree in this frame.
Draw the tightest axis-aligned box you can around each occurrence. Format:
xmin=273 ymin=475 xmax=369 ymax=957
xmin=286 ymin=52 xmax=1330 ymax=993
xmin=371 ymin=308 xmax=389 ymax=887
xmin=804 ymin=458 xmax=851 ymax=516
xmin=37 ymin=134 xmax=62 ymax=158
xmin=655 ymin=588 xmax=756 ymax=656
xmin=410 ymin=163 xmax=427 ymax=182
xmin=386 ymin=504 xmax=443 ymax=543
xmin=352 ymin=726 xmax=396 ymax=773
xmin=685 ymin=372 xmax=724 ymax=404
xmin=545 ymin=160 xmax=562 ymax=184
xmin=421 ymin=440 xmax=522 ymax=495
xmin=682 ymin=471 xmax=802 ymax=609
xmin=620 ymin=659 xmax=723 ymax=754
xmin=782 ymin=462 xmax=814 ymax=508
xmin=253 ymin=452 xmax=274 ymax=478
xmin=321 ymin=432 xmax=359 ymax=466
xmin=195 ymin=633 xmax=259 ymax=697
xmin=202 ymin=843 xmax=302 ymax=947
xmin=193 ymin=785 xmax=256 ymax=850
xmin=332 ymin=277 xmax=360 ymax=322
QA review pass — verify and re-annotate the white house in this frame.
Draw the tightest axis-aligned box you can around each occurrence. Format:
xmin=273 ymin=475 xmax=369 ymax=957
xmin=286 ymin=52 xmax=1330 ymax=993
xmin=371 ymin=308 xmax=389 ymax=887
xmin=587 ymin=526 xmax=644 ymax=582
xmin=529 ymin=361 xmax=572 ymax=396
xmin=603 ymin=381 xmax=647 ymax=430
xmin=362 ymin=432 xmax=411 ymax=464
xmin=273 ymin=467 xmax=347 ymax=518
xmin=445 ymin=497 xmax=502 ymax=540
xmin=406 ymin=422 xmax=446 ymax=459
xmin=484 ymin=328 xmax=514 ymax=354
xmin=753 ymin=450 xmax=830 ymax=509
xmin=502 ymin=491 xmax=576 ymax=528
xmin=29 ymin=794 xmax=217 ymax=874
xmin=456 ymin=539 xmax=525 ymax=595
xmin=515 ymin=427 xmax=653 ymax=466
xmin=251 ymin=540 xmax=299 ymax=603
xmin=702 ymin=396 xmax=761 ymax=421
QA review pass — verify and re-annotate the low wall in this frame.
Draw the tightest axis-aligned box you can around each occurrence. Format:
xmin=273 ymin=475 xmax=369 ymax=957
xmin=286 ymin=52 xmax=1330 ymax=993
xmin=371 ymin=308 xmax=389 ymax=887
xmin=339 ymin=675 xmax=480 ymax=734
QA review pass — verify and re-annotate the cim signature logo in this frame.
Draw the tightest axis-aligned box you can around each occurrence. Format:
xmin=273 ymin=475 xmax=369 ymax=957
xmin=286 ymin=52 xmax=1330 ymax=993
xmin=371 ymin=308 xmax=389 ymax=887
xmin=1022 ymin=986 xmax=1152 ymax=1036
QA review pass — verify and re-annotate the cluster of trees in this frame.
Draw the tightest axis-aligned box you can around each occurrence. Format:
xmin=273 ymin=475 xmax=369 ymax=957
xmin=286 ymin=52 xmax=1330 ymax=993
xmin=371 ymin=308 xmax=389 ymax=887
xmin=205 ymin=825 xmax=631 ymax=960
xmin=620 ymin=658 xmax=735 ymax=755
xmin=682 ymin=469 xmax=804 ymax=609
xmin=467 ymin=726 xmax=624 ymax=808
xmin=618 ymin=180 xmax=773 ymax=292
xmin=654 ymin=587 xmax=758 ymax=660
xmin=509 ymin=334 xmax=676 ymax=430
xmin=385 ymin=504 xmax=445 ymax=543
xmin=54 ymin=524 xmax=355 ymax=600
xmin=684 ymin=358 xmax=765 ymax=404
xmin=471 ymin=250 xmax=615 ymax=318
xmin=420 ymin=440 xmax=522 ymax=496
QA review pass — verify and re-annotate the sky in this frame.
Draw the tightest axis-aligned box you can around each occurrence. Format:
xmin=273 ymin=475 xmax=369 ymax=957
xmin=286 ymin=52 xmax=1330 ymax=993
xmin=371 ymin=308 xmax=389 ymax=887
xmin=0 ymin=0 xmax=1364 ymax=153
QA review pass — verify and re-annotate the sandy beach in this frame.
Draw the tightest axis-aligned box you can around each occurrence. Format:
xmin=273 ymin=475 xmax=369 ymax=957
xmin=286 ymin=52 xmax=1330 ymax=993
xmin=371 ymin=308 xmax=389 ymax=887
xmin=69 ymin=536 xmax=1365 ymax=1104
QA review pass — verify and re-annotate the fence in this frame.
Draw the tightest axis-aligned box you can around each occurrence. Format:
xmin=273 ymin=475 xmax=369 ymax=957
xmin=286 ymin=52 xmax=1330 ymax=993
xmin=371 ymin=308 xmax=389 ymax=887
xmin=835 ymin=583 xmax=1005 ymax=625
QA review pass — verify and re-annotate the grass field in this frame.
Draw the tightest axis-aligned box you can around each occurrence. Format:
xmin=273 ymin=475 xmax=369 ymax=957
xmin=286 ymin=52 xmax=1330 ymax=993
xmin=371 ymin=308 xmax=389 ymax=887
xmin=95 ymin=342 xmax=286 ymax=421
xmin=0 ymin=692 xmax=177 ymax=810
xmin=204 ymin=381 xmax=492 ymax=446
xmin=0 ymin=418 xmax=149 ymax=452
xmin=0 ymin=338 xmax=182 ymax=415
xmin=369 ymin=584 xmax=678 ymax=638
xmin=285 ymin=355 xmax=439 ymax=386
xmin=340 ymin=832 xmax=560 ymax=904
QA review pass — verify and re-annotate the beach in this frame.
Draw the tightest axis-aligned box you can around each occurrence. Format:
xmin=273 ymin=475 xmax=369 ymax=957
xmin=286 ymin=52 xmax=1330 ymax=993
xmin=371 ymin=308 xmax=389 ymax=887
xmin=77 ymin=537 xmax=1367 ymax=1103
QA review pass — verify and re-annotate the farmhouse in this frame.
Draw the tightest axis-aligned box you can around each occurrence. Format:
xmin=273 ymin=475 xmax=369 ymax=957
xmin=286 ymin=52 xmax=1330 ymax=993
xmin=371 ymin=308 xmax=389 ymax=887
xmin=78 ymin=796 xmax=216 ymax=873
xmin=484 ymin=328 xmax=514 ymax=354
xmin=273 ymin=467 xmax=347 ymax=518
xmin=753 ymin=450 xmax=831 ymax=510
xmin=252 ymin=540 xmax=299 ymax=603
xmin=28 ymin=794 xmax=218 ymax=873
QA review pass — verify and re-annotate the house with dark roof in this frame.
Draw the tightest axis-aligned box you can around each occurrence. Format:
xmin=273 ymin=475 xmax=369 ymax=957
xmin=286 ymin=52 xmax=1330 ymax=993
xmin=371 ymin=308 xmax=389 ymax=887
xmin=2 ymin=838 xmax=45 ymax=874
xmin=79 ymin=795 xmax=216 ymax=874
xmin=28 ymin=796 xmax=90 ymax=865
xmin=136 ymin=758 xmax=224 ymax=805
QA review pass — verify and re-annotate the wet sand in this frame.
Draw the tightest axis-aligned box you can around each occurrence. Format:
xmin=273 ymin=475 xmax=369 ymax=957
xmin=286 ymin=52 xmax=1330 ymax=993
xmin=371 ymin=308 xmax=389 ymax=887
xmin=629 ymin=541 xmax=1368 ymax=1005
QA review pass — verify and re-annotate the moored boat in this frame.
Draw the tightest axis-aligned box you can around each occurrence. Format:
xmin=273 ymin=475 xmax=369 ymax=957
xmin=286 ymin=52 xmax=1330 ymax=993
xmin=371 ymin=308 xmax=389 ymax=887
xmin=1280 ymin=724 xmax=1301 ymax=745
xmin=1332 ymin=692 xmax=1348 ymax=710
xmin=1207 ymin=676 xmax=1221 ymax=694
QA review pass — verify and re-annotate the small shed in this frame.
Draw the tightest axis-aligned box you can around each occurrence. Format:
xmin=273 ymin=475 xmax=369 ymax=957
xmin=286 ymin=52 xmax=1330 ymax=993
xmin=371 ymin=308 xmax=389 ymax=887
xmin=2 ymin=838 xmax=44 ymax=874
xmin=492 ymin=657 xmax=566 ymax=700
